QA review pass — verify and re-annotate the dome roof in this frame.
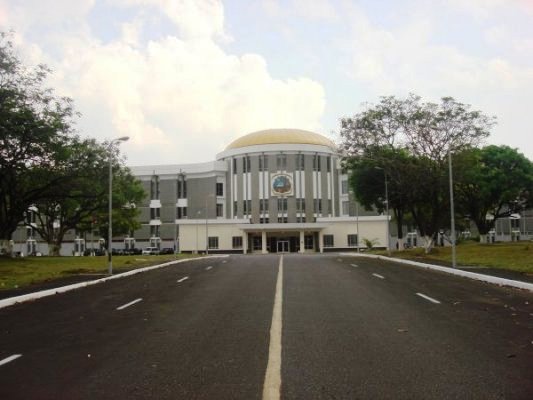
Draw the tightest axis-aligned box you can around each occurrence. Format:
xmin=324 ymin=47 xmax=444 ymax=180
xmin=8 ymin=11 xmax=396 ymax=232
xmin=225 ymin=129 xmax=336 ymax=151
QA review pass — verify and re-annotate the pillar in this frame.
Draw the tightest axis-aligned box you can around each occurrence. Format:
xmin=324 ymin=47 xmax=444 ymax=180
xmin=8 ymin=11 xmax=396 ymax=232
xmin=299 ymin=230 xmax=305 ymax=253
xmin=243 ymin=232 xmax=248 ymax=254
xmin=319 ymin=231 xmax=324 ymax=253
xmin=262 ymin=231 xmax=268 ymax=254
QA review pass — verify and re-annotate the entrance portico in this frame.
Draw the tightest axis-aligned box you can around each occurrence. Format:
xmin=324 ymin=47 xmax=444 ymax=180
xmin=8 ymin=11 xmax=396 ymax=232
xmin=239 ymin=223 xmax=328 ymax=254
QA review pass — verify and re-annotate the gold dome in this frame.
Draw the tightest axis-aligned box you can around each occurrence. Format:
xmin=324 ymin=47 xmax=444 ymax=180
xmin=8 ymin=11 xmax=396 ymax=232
xmin=225 ymin=129 xmax=336 ymax=150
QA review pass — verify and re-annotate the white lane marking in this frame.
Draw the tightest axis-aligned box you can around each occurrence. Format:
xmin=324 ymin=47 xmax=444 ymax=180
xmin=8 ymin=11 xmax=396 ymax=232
xmin=177 ymin=276 xmax=189 ymax=283
xmin=262 ymin=255 xmax=283 ymax=400
xmin=116 ymin=298 xmax=143 ymax=311
xmin=0 ymin=354 xmax=22 ymax=367
xmin=372 ymin=273 xmax=385 ymax=279
xmin=206 ymin=266 xmax=213 ymax=270
xmin=350 ymin=264 xmax=358 ymax=268
xmin=416 ymin=293 xmax=441 ymax=304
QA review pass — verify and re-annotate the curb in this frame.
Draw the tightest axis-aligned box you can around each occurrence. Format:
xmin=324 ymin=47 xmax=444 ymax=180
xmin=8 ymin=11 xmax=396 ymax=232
xmin=0 ymin=255 xmax=229 ymax=310
xmin=339 ymin=253 xmax=533 ymax=292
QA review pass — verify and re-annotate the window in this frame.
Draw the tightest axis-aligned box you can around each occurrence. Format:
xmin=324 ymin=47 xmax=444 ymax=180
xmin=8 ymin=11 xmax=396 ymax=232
xmin=177 ymin=179 xmax=187 ymax=198
xmin=298 ymin=216 xmax=306 ymax=223
xmin=26 ymin=227 xmax=33 ymax=238
xmin=277 ymin=154 xmax=287 ymax=171
xmin=277 ymin=198 xmax=288 ymax=213
xmin=342 ymin=201 xmax=350 ymax=216
xmin=150 ymin=175 xmax=160 ymax=199
xmin=150 ymin=225 xmax=160 ymax=237
xmin=296 ymin=198 xmax=305 ymax=212
xmin=243 ymin=200 xmax=251 ymax=215
xmin=347 ymin=234 xmax=358 ymax=247
xmin=327 ymin=156 xmax=331 ymax=172
xmin=277 ymin=216 xmax=288 ymax=223
xmin=216 ymin=182 xmax=224 ymax=197
xmin=341 ymin=180 xmax=348 ymax=195
xmin=150 ymin=207 xmax=160 ymax=219
xmin=208 ymin=236 xmax=219 ymax=249
xmin=216 ymin=203 xmax=223 ymax=217
xmin=260 ymin=199 xmax=269 ymax=213
xmin=314 ymin=199 xmax=322 ymax=214
xmin=177 ymin=207 xmax=187 ymax=219
xmin=260 ymin=217 xmax=270 ymax=224
xmin=232 ymin=158 xmax=237 ymax=174
xmin=234 ymin=201 xmax=238 ymax=216
xmin=26 ymin=210 xmax=36 ymax=225
xmin=253 ymin=236 xmax=262 ymax=250
xmin=232 ymin=236 xmax=243 ymax=249
xmin=243 ymin=156 xmax=251 ymax=173
xmin=511 ymin=218 xmax=520 ymax=229
xmin=328 ymin=199 xmax=332 ymax=215
xmin=313 ymin=155 xmax=321 ymax=171
xmin=324 ymin=234 xmax=334 ymax=247
xmin=296 ymin=154 xmax=305 ymax=171
xmin=304 ymin=235 xmax=314 ymax=249
xmin=259 ymin=155 xmax=269 ymax=172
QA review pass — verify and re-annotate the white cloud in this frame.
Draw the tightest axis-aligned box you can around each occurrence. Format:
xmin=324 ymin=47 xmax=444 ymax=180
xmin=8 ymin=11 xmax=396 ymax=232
xmin=341 ymin=2 xmax=533 ymax=158
xmin=1 ymin=0 xmax=326 ymax=164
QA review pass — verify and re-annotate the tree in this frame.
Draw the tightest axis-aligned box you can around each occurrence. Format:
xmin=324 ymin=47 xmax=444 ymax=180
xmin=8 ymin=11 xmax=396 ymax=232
xmin=29 ymin=139 xmax=145 ymax=255
xmin=0 ymin=32 xmax=76 ymax=254
xmin=340 ymin=94 xmax=496 ymax=251
xmin=454 ymin=145 xmax=533 ymax=241
xmin=345 ymin=146 xmax=416 ymax=248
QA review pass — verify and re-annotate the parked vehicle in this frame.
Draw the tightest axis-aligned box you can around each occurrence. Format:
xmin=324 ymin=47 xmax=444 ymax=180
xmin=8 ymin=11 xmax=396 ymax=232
xmin=142 ymin=247 xmax=160 ymax=255
xmin=160 ymin=247 xmax=174 ymax=255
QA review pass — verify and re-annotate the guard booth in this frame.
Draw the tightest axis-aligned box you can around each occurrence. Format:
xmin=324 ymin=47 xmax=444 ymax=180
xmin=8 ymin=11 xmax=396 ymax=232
xmin=74 ymin=237 xmax=85 ymax=256
xmin=406 ymin=232 xmax=418 ymax=248
xmin=124 ymin=236 xmax=135 ymax=252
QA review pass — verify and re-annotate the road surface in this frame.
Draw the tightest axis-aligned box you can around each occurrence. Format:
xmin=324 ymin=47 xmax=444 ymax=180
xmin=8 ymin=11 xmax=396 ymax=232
xmin=1 ymin=254 xmax=532 ymax=399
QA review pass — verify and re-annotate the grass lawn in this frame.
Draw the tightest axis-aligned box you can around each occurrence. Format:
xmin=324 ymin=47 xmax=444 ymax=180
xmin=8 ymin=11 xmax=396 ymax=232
xmin=0 ymin=254 xmax=199 ymax=291
xmin=384 ymin=241 xmax=533 ymax=274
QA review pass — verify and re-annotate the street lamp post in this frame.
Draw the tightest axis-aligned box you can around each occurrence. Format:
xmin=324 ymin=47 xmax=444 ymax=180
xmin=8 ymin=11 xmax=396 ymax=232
xmin=108 ymin=136 xmax=129 ymax=275
xmin=205 ymin=196 xmax=209 ymax=255
xmin=448 ymin=150 xmax=457 ymax=268
xmin=384 ymin=173 xmax=391 ymax=256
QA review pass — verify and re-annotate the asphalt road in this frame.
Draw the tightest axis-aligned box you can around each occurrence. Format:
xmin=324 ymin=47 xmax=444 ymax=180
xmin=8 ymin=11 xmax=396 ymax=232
xmin=0 ymin=254 xmax=532 ymax=399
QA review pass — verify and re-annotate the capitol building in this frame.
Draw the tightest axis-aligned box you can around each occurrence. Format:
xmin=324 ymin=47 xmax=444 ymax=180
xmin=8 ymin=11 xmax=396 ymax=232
xmin=129 ymin=128 xmax=389 ymax=254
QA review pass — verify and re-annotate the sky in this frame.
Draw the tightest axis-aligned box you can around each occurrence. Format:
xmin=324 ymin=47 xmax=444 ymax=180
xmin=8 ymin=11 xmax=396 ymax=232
xmin=1 ymin=0 xmax=532 ymax=166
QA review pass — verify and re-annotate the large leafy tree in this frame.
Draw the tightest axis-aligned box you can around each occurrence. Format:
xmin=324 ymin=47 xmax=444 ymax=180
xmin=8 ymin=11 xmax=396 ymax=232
xmin=345 ymin=146 xmax=416 ymax=248
xmin=340 ymin=94 xmax=496 ymax=251
xmin=0 ymin=32 xmax=76 ymax=254
xmin=29 ymin=139 xmax=145 ymax=255
xmin=454 ymin=145 xmax=533 ymax=240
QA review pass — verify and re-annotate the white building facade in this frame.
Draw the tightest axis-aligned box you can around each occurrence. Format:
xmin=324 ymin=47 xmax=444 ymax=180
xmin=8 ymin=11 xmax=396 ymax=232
xmin=130 ymin=129 xmax=389 ymax=253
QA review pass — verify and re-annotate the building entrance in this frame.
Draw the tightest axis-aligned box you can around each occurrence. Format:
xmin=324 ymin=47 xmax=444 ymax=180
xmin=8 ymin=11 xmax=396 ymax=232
xmin=276 ymin=240 xmax=290 ymax=253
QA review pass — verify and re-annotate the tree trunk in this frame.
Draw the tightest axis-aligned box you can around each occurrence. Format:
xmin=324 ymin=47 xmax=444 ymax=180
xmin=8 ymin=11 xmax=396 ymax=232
xmin=0 ymin=239 xmax=13 ymax=256
xmin=423 ymin=235 xmax=434 ymax=254
xmin=48 ymin=243 xmax=61 ymax=256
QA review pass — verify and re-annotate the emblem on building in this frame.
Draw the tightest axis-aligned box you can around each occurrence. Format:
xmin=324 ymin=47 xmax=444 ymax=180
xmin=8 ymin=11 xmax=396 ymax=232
xmin=271 ymin=173 xmax=293 ymax=196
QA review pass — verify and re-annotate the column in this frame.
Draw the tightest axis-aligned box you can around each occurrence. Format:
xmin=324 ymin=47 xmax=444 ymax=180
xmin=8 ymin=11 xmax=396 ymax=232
xmin=243 ymin=232 xmax=248 ymax=254
xmin=319 ymin=231 xmax=324 ymax=253
xmin=299 ymin=230 xmax=305 ymax=253
xmin=262 ymin=231 xmax=267 ymax=254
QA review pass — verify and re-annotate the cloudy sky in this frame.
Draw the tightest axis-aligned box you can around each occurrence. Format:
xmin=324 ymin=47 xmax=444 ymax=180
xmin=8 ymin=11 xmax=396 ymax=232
xmin=1 ymin=0 xmax=532 ymax=165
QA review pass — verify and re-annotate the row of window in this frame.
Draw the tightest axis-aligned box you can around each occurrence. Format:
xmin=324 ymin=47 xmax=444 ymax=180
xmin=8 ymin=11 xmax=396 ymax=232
xmin=232 ymin=155 xmax=333 ymax=173
xmin=232 ymin=199 xmax=331 ymax=215
xmin=323 ymin=234 xmax=358 ymax=247
xmin=152 ymin=178 xmax=224 ymax=200
xmin=210 ymin=234 xmax=358 ymax=249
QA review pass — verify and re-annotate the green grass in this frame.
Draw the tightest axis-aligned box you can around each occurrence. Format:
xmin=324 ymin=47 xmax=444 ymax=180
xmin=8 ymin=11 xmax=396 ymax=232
xmin=0 ymin=254 xmax=198 ymax=291
xmin=383 ymin=241 xmax=533 ymax=273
